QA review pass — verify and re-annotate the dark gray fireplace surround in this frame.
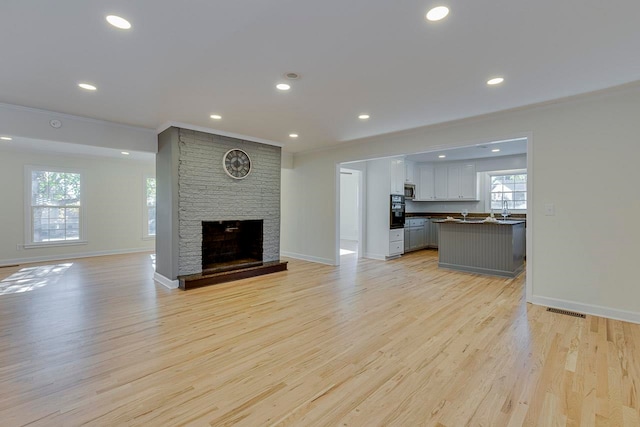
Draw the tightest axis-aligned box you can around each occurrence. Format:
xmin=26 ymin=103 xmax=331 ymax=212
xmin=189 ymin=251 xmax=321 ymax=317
xmin=155 ymin=126 xmax=283 ymax=286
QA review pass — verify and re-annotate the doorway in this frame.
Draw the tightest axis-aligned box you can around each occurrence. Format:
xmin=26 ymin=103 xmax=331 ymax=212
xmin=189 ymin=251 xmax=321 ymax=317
xmin=339 ymin=168 xmax=363 ymax=262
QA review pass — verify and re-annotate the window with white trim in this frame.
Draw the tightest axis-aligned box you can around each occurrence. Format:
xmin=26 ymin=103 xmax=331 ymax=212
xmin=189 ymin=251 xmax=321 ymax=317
xmin=490 ymin=172 xmax=527 ymax=211
xmin=27 ymin=167 xmax=84 ymax=246
xmin=144 ymin=176 xmax=156 ymax=238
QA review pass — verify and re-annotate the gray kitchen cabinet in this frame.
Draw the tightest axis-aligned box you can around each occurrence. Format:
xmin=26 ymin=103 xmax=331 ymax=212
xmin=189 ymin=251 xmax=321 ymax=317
xmin=424 ymin=218 xmax=431 ymax=247
xmin=428 ymin=220 xmax=439 ymax=248
xmin=404 ymin=218 xmax=428 ymax=252
xmin=404 ymin=227 xmax=411 ymax=252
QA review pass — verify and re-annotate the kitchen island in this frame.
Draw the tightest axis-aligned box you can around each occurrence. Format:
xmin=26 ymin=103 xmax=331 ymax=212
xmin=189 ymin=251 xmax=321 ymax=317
xmin=435 ymin=219 xmax=525 ymax=278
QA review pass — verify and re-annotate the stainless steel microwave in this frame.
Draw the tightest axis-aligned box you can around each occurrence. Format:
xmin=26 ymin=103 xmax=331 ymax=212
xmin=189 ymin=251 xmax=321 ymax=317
xmin=404 ymin=184 xmax=415 ymax=200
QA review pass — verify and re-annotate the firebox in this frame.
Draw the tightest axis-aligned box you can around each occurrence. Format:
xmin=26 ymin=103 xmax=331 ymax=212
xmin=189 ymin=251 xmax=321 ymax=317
xmin=202 ymin=220 xmax=263 ymax=273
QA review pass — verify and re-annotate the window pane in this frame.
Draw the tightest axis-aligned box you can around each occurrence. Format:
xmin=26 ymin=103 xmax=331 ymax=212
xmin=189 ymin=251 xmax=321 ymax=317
xmin=148 ymin=206 xmax=156 ymax=236
xmin=31 ymin=171 xmax=81 ymax=206
xmin=65 ymin=208 xmax=80 ymax=240
xmin=33 ymin=207 xmax=47 ymax=242
xmin=491 ymin=201 xmax=503 ymax=210
xmin=146 ymin=178 xmax=156 ymax=207
xmin=490 ymin=173 xmax=527 ymax=210
xmin=30 ymin=170 xmax=82 ymax=243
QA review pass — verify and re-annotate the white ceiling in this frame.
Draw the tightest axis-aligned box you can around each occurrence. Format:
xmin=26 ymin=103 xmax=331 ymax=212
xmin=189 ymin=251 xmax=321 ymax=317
xmin=1 ymin=1 xmax=639 ymax=153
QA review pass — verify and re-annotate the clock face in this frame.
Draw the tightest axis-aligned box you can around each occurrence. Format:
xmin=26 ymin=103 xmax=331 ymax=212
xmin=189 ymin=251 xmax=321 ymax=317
xmin=223 ymin=149 xmax=252 ymax=179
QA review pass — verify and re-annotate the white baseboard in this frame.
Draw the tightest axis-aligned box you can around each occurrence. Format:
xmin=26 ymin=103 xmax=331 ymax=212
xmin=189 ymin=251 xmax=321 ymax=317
xmin=0 ymin=247 xmax=154 ymax=268
xmin=280 ymin=251 xmax=335 ymax=266
xmin=363 ymin=252 xmax=386 ymax=261
xmin=153 ymin=272 xmax=179 ymax=289
xmin=530 ymin=295 xmax=640 ymax=325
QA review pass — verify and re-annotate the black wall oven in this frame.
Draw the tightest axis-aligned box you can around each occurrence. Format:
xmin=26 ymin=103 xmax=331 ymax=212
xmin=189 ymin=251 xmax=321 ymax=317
xmin=390 ymin=194 xmax=405 ymax=229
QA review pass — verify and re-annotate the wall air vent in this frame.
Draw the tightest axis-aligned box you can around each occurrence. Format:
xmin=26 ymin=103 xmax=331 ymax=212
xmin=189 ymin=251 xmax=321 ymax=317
xmin=546 ymin=307 xmax=586 ymax=318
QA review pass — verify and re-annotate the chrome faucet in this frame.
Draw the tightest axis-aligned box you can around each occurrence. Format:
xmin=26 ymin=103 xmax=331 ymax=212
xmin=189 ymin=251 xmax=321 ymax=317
xmin=501 ymin=200 xmax=510 ymax=220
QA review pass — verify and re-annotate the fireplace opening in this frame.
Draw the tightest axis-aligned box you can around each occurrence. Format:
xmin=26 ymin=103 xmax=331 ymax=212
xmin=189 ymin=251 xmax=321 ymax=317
xmin=202 ymin=220 xmax=263 ymax=273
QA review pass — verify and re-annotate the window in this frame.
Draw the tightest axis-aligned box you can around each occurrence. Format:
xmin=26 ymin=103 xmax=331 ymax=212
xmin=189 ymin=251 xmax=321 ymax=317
xmin=26 ymin=167 xmax=84 ymax=246
xmin=490 ymin=172 xmax=527 ymax=211
xmin=144 ymin=176 xmax=156 ymax=238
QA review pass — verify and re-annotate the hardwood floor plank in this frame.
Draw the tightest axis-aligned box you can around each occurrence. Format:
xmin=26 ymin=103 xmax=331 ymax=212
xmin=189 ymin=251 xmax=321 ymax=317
xmin=0 ymin=251 xmax=639 ymax=426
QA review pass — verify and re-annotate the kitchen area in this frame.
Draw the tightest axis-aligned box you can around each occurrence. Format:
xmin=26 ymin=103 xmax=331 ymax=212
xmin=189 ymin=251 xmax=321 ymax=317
xmin=339 ymin=138 xmax=527 ymax=278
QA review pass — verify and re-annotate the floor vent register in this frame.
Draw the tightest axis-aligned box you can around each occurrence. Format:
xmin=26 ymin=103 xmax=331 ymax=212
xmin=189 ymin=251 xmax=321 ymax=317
xmin=546 ymin=307 xmax=586 ymax=318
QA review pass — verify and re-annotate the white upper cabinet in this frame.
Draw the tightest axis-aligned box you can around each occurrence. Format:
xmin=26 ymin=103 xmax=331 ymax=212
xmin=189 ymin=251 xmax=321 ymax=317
xmin=390 ymin=158 xmax=406 ymax=195
xmin=458 ymin=163 xmax=477 ymax=199
xmin=447 ymin=165 xmax=460 ymax=198
xmin=405 ymin=160 xmax=416 ymax=183
xmin=434 ymin=164 xmax=449 ymax=199
xmin=415 ymin=161 xmax=477 ymax=200
xmin=417 ymin=164 xmax=435 ymax=200
xmin=446 ymin=162 xmax=477 ymax=200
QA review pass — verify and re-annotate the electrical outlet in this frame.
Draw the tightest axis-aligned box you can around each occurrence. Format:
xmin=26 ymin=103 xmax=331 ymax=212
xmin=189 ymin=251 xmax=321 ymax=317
xmin=544 ymin=204 xmax=555 ymax=216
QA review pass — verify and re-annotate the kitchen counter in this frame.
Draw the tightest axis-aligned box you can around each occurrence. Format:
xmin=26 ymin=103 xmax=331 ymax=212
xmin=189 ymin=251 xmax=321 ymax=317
xmin=406 ymin=212 xmax=526 ymax=221
xmin=437 ymin=220 xmax=525 ymax=277
xmin=432 ymin=219 xmax=525 ymax=225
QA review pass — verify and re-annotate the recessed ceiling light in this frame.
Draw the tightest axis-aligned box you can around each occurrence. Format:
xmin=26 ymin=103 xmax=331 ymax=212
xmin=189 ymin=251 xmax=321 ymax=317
xmin=210 ymin=114 xmax=222 ymax=120
xmin=121 ymin=151 xmax=130 ymax=155
xmin=289 ymin=133 xmax=299 ymax=138
xmin=358 ymin=114 xmax=370 ymax=120
xmin=78 ymin=83 xmax=97 ymax=91
xmin=492 ymin=148 xmax=501 ymax=152
xmin=487 ymin=77 xmax=504 ymax=85
xmin=426 ymin=6 xmax=450 ymax=22
xmin=276 ymin=83 xmax=291 ymax=91
xmin=284 ymin=72 xmax=300 ymax=80
xmin=106 ymin=15 xmax=132 ymax=30
xmin=438 ymin=155 xmax=446 ymax=158
xmin=1 ymin=136 xmax=12 ymax=141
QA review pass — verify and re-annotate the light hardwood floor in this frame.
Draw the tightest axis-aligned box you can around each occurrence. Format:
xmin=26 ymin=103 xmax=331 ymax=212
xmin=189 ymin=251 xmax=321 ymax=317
xmin=0 ymin=250 xmax=638 ymax=426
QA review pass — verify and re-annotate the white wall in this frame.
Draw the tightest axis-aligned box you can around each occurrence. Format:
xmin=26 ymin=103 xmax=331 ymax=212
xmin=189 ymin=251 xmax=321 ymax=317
xmin=339 ymin=170 xmax=359 ymax=241
xmin=406 ymin=154 xmax=527 ymax=213
xmin=0 ymin=148 xmax=155 ymax=265
xmin=281 ymin=82 xmax=640 ymax=323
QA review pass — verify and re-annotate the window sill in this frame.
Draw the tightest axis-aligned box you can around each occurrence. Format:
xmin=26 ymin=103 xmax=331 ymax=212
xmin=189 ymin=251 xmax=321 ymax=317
xmin=24 ymin=240 xmax=88 ymax=249
xmin=142 ymin=236 xmax=156 ymax=241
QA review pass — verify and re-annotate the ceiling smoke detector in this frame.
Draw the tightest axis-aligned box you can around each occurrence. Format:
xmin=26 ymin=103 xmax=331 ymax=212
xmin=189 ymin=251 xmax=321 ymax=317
xmin=284 ymin=72 xmax=300 ymax=80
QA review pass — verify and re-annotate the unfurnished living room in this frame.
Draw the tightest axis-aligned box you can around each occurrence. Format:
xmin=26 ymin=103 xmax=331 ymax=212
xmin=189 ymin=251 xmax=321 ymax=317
xmin=1 ymin=2 xmax=639 ymax=426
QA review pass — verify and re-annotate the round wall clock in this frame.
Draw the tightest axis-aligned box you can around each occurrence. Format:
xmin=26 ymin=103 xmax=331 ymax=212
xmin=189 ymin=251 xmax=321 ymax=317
xmin=223 ymin=149 xmax=252 ymax=179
